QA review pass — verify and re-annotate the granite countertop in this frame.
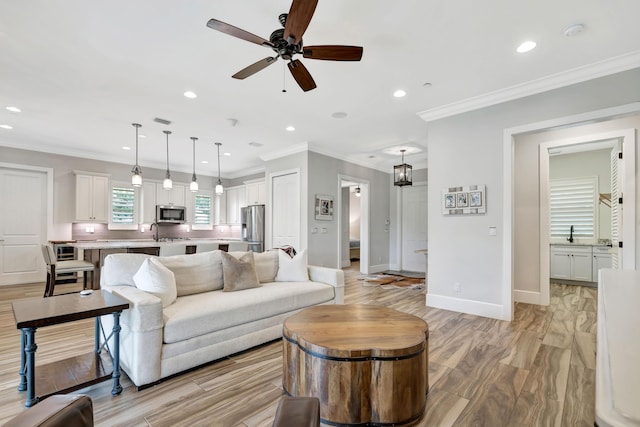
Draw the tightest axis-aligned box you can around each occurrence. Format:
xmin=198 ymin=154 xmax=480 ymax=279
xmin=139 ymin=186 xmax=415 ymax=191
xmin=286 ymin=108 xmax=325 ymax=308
xmin=71 ymin=239 xmax=240 ymax=250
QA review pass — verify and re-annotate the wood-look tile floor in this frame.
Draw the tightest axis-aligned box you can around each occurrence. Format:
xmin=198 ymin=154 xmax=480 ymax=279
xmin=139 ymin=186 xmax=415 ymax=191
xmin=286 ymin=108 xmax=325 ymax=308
xmin=0 ymin=269 xmax=596 ymax=426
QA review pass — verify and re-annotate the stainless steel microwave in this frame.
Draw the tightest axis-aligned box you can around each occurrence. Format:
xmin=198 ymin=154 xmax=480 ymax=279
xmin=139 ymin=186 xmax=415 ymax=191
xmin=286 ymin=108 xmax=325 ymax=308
xmin=156 ymin=205 xmax=186 ymax=223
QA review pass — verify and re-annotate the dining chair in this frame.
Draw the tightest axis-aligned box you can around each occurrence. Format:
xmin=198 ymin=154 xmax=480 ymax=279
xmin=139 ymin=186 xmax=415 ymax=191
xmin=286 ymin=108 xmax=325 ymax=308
xmin=41 ymin=244 xmax=95 ymax=297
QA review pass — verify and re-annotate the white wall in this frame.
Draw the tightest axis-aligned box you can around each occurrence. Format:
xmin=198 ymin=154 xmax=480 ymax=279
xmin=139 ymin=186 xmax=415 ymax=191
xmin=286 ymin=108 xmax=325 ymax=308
xmin=426 ymin=67 xmax=640 ymax=320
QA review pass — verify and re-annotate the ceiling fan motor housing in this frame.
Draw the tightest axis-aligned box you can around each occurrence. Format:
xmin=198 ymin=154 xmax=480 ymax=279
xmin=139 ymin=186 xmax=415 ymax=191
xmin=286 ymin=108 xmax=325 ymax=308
xmin=270 ymin=28 xmax=302 ymax=60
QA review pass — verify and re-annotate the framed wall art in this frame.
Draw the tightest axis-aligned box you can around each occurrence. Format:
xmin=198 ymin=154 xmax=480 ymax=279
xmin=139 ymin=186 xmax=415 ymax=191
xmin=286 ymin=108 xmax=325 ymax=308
xmin=315 ymin=194 xmax=334 ymax=220
xmin=442 ymin=184 xmax=486 ymax=215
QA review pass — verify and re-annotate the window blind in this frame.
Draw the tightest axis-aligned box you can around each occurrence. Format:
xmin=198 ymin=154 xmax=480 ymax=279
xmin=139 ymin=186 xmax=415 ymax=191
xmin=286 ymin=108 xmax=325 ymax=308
xmin=111 ymin=186 xmax=135 ymax=224
xmin=550 ymin=177 xmax=597 ymax=239
xmin=194 ymin=194 xmax=212 ymax=224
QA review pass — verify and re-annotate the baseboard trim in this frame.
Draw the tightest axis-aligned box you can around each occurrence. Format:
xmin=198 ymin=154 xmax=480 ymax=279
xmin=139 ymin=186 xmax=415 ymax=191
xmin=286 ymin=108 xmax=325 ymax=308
xmin=514 ymin=289 xmax=541 ymax=305
xmin=369 ymin=264 xmax=390 ymax=274
xmin=426 ymin=293 xmax=505 ymax=320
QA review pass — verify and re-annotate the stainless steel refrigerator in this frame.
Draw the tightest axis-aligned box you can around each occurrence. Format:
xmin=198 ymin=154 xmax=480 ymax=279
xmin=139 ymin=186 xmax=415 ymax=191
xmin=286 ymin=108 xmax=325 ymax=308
xmin=241 ymin=204 xmax=265 ymax=252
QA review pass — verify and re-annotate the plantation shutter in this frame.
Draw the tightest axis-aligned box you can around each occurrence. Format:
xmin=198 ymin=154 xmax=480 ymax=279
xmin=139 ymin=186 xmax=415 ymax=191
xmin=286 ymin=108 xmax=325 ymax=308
xmin=610 ymin=146 xmax=620 ymax=268
xmin=194 ymin=194 xmax=212 ymax=224
xmin=550 ymin=177 xmax=597 ymax=240
xmin=111 ymin=186 xmax=135 ymax=224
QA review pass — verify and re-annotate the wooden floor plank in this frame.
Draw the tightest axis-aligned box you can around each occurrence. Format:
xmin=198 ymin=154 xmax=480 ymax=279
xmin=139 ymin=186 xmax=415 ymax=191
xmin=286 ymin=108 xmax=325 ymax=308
xmin=0 ymin=270 xmax=598 ymax=426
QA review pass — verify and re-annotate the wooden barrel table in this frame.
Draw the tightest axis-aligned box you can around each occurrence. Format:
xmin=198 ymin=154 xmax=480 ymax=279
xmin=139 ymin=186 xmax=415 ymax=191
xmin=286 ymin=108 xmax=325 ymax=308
xmin=283 ymin=304 xmax=429 ymax=426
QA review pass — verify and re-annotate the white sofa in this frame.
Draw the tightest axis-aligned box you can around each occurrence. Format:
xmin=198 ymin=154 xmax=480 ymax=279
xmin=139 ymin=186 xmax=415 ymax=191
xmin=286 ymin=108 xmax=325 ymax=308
xmin=99 ymin=249 xmax=344 ymax=387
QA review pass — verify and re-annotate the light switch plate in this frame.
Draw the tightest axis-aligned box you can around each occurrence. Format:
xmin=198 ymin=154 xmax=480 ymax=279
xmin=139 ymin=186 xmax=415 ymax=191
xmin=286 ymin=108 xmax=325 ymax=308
xmin=489 ymin=227 xmax=497 ymax=236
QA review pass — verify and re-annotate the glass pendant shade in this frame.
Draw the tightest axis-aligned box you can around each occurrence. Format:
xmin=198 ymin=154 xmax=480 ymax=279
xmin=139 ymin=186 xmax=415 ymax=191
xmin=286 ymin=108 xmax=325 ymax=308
xmin=131 ymin=123 xmax=143 ymax=187
xmin=393 ymin=149 xmax=412 ymax=187
xmin=190 ymin=137 xmax=198 ymax=192
xmin=162 ymin=130 xmax=172 ymax=190
xmin=215 ymin=142 xmax=224 ymax=195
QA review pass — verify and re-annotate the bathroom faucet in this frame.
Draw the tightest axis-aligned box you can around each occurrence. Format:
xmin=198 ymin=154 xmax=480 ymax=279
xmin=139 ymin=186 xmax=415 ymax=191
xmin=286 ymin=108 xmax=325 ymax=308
xmin=567 ymin=225 xmax=574 ymax=243
xmin=150 ymin=222 xmax=159 ymax=242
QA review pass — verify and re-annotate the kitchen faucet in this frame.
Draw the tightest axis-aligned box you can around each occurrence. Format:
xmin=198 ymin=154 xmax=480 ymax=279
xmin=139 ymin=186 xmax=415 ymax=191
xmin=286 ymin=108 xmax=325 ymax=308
xmin=150 ymin=222 xmax=159 ymax=242
xmin=567 ymin=225 xmax=574 ymax=243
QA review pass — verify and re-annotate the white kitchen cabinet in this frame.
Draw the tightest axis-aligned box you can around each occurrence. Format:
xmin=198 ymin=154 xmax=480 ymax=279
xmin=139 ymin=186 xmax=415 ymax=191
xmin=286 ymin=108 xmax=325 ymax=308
xmin=214 ymin=193 xmax=227 ymax=225
xmin=225 ymin=186 xmax=247 ymax=224
xmin=141 ymin=181 xmax=157 ymax=224
xmin=156 ymin=183 xmax=186 ymax=207
xmin=246 ymin=180 xmax=267 ymax=206
xmin=550 ymin=245 xmax=592 ymax=282
xmin=593 ymin=246 xmax=612 ymax=280
xmin=75 ymin=172 xmax=110 ymax=222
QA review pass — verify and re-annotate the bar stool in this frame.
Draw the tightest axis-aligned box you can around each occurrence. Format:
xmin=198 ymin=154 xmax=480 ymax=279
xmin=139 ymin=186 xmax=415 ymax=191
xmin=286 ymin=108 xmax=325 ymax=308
xmin=159 ymin=243 xmax=188 ymax=257
xmin=228 ymin=241 xmax=249 ymax=252
xmin=41 ymin=244 xmax=95 ymax=297
xmin=196 ymin=242 xmax=219 ymax=253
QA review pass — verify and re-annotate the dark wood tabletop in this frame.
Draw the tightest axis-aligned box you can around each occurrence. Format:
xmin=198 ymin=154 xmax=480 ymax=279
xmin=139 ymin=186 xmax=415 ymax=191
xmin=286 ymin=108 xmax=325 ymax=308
xmin=12 ymin=291 xmax=130 ymax=329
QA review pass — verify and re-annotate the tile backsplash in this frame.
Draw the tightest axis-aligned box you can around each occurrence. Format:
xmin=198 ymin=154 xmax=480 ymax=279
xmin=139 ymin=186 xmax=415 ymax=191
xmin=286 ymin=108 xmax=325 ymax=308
xmin=72 ymin=223 xmax=241 ymax=241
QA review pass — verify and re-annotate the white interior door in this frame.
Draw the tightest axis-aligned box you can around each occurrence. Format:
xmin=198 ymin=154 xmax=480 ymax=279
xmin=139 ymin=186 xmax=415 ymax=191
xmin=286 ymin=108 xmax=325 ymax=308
xmin=0 ymin=167 xmax=48 ymax=285
xmin=271 ymin=172 xmax=300 ymax=250
xmin=401 ymin=184 xmax=427 ymax=272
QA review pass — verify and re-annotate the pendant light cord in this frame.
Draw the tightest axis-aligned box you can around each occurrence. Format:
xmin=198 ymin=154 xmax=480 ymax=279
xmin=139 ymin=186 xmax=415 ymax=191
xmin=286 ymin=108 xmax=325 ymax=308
xmin=216 ymin=142 xmax=222 ymax=183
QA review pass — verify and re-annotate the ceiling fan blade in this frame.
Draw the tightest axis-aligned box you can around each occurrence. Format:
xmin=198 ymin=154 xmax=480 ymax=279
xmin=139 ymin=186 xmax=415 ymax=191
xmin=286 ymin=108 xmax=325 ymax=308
xmin=284 ymin=0 xmax=318 ymax=45
xmin=303 ymin=45 xmax=363 ymax=61
xmin=288 ymin=59 xmax=317 ymax=92
xmin=207 ymin=19 xmax=274 ymax=48
xmin=232 ymin=57 xmax=279 ymax=80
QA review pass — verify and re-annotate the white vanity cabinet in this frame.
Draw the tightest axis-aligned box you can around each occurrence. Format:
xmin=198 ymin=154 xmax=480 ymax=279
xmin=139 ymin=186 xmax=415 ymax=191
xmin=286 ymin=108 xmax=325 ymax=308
xmin=550 ymin=245 xmax=593 ymax=282
xmin=592 ymin=246 xmax=612 ymax=280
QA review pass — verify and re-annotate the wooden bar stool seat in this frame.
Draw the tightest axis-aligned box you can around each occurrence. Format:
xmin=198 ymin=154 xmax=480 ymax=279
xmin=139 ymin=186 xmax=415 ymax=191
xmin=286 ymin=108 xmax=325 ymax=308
xmin=41 ymin=245 xmax=95 ymax=297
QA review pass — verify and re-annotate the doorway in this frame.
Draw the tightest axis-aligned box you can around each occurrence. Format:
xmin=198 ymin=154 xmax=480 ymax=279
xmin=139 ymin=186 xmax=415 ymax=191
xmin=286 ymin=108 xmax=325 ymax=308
xmin=337 ymin=176 xmax=369 ymax=275
xmin=400 ymin=183 xmax=428 ymax=272
xmin=0 ymin=164 xmax=52 ymax=286
xmin=269 ymin=170 xmax=301 ymax=250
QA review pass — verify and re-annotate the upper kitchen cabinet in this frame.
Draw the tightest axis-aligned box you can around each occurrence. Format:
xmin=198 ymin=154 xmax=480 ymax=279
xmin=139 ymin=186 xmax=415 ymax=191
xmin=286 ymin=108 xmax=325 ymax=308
xmin=75 ymin=172 xmax=110 ymax=222
xmin=141 ymin=181 xmax=157 ymax=224
xmin=246 ymin=179 xmax=267 ymax=206
xmin=214 ymin=192 xmax=227 ymax=225
xmin=225 ymin=185 xmax=247 ymax=224
xmin=156 ymin=183 xmax=186 ymax=207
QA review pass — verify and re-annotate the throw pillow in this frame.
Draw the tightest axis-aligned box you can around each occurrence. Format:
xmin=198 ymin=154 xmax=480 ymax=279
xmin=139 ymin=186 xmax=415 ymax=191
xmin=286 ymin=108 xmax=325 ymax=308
xmin=159 ymin=251 xmax=223 ymax=296
xmin=221 ymin=251 xmax=261 ymax=292
xmin=229 ymin=250 xmax=279 ymax=283
xmin=133 ymin=257 xmax=177 ymax=308
xmin=275 ymin=248 xmax=309 ymax=282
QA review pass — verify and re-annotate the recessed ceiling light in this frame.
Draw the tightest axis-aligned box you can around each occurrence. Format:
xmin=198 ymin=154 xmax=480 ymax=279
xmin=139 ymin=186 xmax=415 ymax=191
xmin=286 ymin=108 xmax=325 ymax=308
xmin=286 ymin=126 xmax=295 ymax=132
xmin=331 ymin=112 xmax=348 ymax=119
xmin=393 ymin=89 xmax=407 ymax=98
xmin=516 ymin=41 xmax=536 ymax=53
xmin=223 ymin=152 xmax=231 ymax=156
xmin=0 ymin=124 xmax=13 ymax=129
xmin=201 ymin=160 xmax=209 ymax=164
xmin=563 ymin=24 xmax=585 ymax=37
xmin=422 ymin=82 xmax=432 ymax=88
xmin=184 ymin=91 xmax=197 ymax=99
xmin=249 ymin=141 xmax=263 ymax=147
xmin=6 ymin=106 xmax=21 ymax=113
xmin=122 ymin=146 xmax=131 ymax=150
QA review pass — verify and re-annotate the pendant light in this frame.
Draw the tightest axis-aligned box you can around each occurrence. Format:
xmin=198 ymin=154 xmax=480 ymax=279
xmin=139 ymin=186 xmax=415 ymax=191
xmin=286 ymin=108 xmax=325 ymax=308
xmin=190 ymin=137 xmax=199 ymax=192
xmin=215 ymin=142 xmax=224 ymax=195
xmin=355 ymin=185 xmax=361 ymax=197
xmin=394 ymin=149 xmax=412 ymax=187
xmin=162 ymin=130 xmax=173 ymax=190
xmin=131 ymin=123 xmax=143 ymax=187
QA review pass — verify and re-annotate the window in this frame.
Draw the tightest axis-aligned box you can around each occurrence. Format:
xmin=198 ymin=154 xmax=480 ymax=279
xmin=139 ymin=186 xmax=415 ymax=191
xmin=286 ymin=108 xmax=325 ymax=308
xmin=109 ymin=181 xmax=139 ymax=230
xmin=550 ymin=177 xmax=598 ymax=242
xmin=191 ymin=190 xmax=214 ymax=230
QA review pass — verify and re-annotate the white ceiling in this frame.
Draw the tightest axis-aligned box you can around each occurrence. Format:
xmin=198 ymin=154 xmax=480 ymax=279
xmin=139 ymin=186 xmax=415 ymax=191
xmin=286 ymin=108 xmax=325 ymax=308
xmin=1 ymin=1 xmax=639 ymax=178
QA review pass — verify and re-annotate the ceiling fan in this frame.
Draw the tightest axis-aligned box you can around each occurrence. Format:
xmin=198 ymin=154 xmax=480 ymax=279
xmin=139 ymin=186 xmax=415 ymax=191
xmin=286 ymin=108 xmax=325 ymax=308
xmin=206 ymin=0 xmax=363 ymax=92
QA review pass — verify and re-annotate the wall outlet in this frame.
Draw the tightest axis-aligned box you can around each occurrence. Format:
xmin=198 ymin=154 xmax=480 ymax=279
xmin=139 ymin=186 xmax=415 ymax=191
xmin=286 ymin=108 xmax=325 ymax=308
xmin=454 ymin=282 xmax=461 ymax=292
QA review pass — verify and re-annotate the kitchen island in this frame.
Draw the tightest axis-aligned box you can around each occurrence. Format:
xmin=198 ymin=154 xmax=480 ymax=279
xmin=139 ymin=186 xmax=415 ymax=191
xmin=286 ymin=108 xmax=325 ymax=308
xmin=71 ymin=239 xmax=239 ymax=290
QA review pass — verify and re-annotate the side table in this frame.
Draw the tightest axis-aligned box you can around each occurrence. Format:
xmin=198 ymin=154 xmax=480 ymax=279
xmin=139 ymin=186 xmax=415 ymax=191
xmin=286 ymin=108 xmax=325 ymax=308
xmin=12 ymin=291 xmax=130 ymax=407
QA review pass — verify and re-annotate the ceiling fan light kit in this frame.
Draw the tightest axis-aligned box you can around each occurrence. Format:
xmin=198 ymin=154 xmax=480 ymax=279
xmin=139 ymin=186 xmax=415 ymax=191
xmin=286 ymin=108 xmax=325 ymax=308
xmin=206 ymin=0 xmax=363 ymax=92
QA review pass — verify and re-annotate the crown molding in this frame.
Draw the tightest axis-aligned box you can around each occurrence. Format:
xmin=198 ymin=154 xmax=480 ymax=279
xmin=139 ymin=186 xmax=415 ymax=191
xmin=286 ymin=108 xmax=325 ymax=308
xmin=417 ymin=50 xmax=640 ymax=122
xmin=259 ymin=141 xmax=309 ymax=161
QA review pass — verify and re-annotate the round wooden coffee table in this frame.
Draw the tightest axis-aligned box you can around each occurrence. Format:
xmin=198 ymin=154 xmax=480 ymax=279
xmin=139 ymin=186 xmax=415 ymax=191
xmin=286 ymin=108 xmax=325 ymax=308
xmin=283 ymin=304 xmax=429 ymax=426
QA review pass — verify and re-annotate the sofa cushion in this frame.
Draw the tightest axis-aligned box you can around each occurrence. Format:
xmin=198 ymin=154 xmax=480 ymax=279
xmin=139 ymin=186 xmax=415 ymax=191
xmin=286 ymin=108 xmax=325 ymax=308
xmin=133 ymin=257 xmax=177 ymax=308
xmin=162 ymin=281 xmax=335 ymax=344
xmin=158 ymin=251 xmax=223 ymax=296
xmin=101 ymin=253 xmax=153 ymax=288
xmin=275 ymin=249 xmax=309 ymax=282
xmin=228 ymin=250 xmax=278 ymax=283
xmin=221 ymin=251 xmax=260 ymax=292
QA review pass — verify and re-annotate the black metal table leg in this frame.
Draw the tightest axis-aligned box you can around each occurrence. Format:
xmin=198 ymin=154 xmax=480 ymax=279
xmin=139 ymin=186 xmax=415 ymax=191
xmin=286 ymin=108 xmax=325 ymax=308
xmin=18 ymin=329 xmax=27 ymax=392
xmin=23 ymin=327 xmax=38 ymax=407
xmin=111 ymin=311 xmax=123 ymax=395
